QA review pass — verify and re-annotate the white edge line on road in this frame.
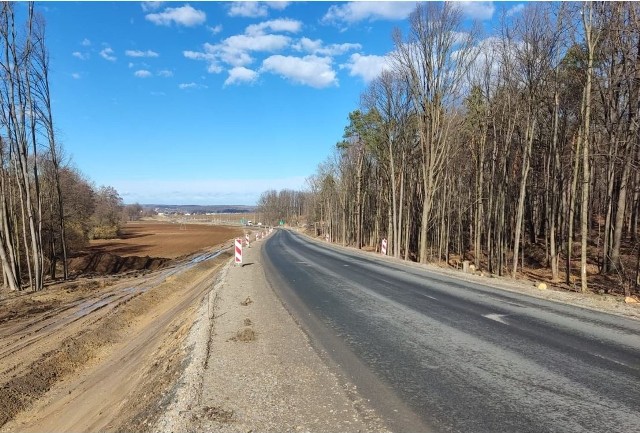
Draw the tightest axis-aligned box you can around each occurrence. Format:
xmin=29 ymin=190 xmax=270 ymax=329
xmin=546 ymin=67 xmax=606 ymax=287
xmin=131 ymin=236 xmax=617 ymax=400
xmin=592 ymin=353 xmax=630 ymax=368
xmin=483 ymin=313 xmax=509 ymax=325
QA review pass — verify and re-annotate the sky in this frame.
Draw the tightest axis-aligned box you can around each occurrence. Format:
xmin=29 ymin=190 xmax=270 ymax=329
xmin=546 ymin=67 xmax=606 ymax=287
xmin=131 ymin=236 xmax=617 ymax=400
xmin=39 ymin=1 xmax=524 ymax=205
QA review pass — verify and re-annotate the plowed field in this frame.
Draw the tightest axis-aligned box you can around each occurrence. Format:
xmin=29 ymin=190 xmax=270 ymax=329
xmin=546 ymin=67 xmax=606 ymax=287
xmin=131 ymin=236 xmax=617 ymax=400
xmin=89 ymin=221 xmax=243 ymax=258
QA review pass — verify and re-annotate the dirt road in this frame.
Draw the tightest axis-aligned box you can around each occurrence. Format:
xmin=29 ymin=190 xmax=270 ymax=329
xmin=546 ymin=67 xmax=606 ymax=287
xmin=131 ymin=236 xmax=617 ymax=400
xmin=0 ymin=244 xmax=232 ymax=432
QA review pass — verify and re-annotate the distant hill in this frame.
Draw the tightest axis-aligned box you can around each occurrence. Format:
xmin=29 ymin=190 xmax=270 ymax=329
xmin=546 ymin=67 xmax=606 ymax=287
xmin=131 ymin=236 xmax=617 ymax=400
xmin=143 ymin=204 xmax=256 ymax=214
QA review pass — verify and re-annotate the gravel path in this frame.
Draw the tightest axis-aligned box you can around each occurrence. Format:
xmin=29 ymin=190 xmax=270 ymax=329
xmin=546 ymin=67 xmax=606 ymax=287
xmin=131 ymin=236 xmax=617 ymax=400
xmin=155 ymin=238 xmax=389 ymax=433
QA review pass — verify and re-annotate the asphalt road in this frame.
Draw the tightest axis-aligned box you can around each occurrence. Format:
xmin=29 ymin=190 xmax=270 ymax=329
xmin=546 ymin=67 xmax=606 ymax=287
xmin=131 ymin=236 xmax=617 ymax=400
xmin=262 ymin=229 xmax=640 ymax=433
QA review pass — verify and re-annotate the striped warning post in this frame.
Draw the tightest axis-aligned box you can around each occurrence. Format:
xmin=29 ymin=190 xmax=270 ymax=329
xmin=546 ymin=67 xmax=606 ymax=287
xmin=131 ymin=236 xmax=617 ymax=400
xmin=235 ymin=238 xmax=242 ymax=265
xmin=381 ymin=238 xmax=388 ymax=255
xmin=245 ymin=233 xmax=250 ymax=247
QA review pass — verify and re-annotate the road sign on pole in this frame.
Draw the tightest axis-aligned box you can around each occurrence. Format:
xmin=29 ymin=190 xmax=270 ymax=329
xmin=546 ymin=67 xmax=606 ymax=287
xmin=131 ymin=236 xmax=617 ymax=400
xmin=235 ymin=238 xmax=242 ymax=265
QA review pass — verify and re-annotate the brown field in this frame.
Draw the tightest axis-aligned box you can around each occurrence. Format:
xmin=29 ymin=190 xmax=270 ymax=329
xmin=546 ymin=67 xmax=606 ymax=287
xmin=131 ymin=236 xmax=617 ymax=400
xmin=88 ymin=221 xmax=243 ymax=259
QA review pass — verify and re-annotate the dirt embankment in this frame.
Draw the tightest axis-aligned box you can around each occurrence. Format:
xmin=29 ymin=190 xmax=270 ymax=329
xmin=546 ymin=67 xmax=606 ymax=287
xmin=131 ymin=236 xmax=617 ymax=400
xmin=0 ymin=249 xmax=232 ymax=432
xmin=68 ymin=253 xmax=169 ymax=275
xmin=0 ymin=221 xmax=243 ymax=431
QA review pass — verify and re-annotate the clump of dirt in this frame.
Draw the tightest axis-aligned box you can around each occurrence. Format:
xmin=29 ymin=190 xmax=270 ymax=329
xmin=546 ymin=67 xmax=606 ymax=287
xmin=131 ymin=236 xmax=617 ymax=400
xmin=68 ymin=252 xmax=169 ymax=276
xmin=0 ymin=298 xmax=58 ymax=325
xmin=193 ymin=406 xmax=234 ymax=423
xmin=244 ymin=318 xmax=252 ymax=326
xmin=240 ymin=297 xmax=253 ymax=306
xmin=230 ymin=327 xmax=256 ymax=342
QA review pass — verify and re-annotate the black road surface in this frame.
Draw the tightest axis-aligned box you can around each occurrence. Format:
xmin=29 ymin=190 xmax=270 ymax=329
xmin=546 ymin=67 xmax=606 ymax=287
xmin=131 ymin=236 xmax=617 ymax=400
xmin=262 ymin=229 xmax=640 ymax=433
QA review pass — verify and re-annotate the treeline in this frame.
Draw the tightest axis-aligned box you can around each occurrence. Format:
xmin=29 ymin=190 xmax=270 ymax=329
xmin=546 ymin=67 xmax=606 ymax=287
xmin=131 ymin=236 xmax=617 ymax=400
xmin=259 ymin=2 xmax=640 ymax=295
xmin=257 ymin=189 xmax=306 ymax=226
xmin=0 ymin=3 xmax=134 ymax=291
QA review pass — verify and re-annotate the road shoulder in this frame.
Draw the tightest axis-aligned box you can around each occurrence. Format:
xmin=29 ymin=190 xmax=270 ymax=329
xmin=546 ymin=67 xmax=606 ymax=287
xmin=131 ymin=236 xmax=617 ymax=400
xmin=155 ymin=237 xmax=389 ymax=433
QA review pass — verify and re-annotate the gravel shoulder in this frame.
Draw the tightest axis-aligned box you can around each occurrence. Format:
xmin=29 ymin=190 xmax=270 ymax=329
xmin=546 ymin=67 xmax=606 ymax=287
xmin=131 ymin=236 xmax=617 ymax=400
xmin=155 ymin=235 xmax=389 ymax=433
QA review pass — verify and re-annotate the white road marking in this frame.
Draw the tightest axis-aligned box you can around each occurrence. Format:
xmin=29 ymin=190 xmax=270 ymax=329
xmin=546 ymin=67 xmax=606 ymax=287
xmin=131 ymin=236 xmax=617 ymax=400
xmin=424 ymin=295 xmax=438 ymax=300
xmin=484 ymin=313 xmax=509 ymax=325
xmin=593 ymin=353 xmax=629 ymax=367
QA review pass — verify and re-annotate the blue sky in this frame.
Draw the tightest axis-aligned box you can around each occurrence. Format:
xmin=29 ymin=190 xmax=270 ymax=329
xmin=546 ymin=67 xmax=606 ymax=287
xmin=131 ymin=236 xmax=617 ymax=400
xmin=40 ymin=1 xmax=523 ymax=205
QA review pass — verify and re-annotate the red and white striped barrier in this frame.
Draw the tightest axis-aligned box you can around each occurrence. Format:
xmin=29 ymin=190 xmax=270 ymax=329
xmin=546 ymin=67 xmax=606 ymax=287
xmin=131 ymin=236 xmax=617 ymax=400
xmin=245 ymin=233 xmax=250 ymax=247
xmin=235 ymin=238 xmax=242 ymax=265
xmin=381 ymin=238 xmax=388 ymax=255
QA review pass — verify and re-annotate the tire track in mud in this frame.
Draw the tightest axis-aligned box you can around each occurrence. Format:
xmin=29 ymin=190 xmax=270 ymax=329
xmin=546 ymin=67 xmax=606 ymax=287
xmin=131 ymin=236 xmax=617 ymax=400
xmin=0 ymin=247 xmax=231 ymax=430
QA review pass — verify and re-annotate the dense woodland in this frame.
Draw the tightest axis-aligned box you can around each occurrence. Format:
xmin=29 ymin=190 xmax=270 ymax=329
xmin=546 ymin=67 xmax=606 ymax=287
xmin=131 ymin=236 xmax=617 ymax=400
xmin=258 ymin=2 xmax=640 ymax=296
xmin=0 ymin=3 xmax=134 ymax=291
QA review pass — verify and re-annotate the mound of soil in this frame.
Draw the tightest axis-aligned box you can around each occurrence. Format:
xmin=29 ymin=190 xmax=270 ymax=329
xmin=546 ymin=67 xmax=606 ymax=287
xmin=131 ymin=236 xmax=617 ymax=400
xmin=68 ymin=252 xmax=169 ymax=276
xmin=231 ymin=327 xmax=256 ymax=342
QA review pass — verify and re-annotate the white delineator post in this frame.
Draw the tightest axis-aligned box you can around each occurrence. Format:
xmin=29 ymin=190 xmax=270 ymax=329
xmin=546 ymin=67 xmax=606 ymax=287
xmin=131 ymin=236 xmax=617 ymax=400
xmin=381 ymin=238 xmax=388 ymax=255
xmin=235 ymin=238 xmax=242 ymax=265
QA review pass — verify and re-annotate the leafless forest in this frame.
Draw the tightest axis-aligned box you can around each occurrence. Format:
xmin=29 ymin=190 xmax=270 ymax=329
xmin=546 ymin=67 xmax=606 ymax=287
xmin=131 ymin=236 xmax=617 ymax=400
xmin=0 ymin=3 xmax=133 ymax=291
xmin=258 ymin=2 xmax=640 ymax=296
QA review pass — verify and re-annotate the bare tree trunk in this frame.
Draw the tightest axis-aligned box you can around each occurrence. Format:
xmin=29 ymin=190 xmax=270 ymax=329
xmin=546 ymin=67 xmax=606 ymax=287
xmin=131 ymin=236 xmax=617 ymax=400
xmin=579 ymin=2 xmax=599 ymax=293
xmin=566 ymin=134 xmax=581 ymax=286
xmin=512 ymin=114 xmax=535 ymax=278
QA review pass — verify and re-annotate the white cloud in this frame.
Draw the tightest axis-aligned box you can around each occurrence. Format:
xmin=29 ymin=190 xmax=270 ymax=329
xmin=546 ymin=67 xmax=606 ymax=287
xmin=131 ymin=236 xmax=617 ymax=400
xmin=208 ymin=24 xmax=223 ymax=34
xmin=81 ymin=38 xmax=91 ymax=46
xmin=178 ymin=82 xmax=208 ymax=90
xmin=261 ymin=55 xmax=337 ymax=88
xmin=72 ymin=51 xmax=88 ymax=60
xmin=125 ymin=49 xmax=159 ymax=58
xmin=246 ymin=18 xmax=302 ymax=36
xmin=224 ymin=66 xmax=259 ymax=86
xmin=458 ymin=1 xmax=495 ymax=20
xmin=128 ymin=62 xmax=134 ymax=68
xmin=506 ymin=3 xmax=525 ymax=17
xmin=100 ymin=47 xmax=116 ymax=62
xmin=158 ymin=69 xmax=173 ymax=77
xmin=293 ymin=37 xmax=361 ymax=56
xmin=145 ymin=4 xmax=206 ymax=27
xmin=134 ymin=69 xmax=152 ymax=78
xmin=227 ymin=1 xmax=290 ymax=18
xmin=228 ymin=2 xmax=269 ymax=18
xmin=141 ymin=1 xmax=163 ymax=12
xmin=266 ymin=1 xmax=290 ymax=11
xmin=322 ymin=2 xmax=417 ymax=24
xmin=343 ymin=53 xmax=392 ymax=83
xmin=224 ymin=34 xmax=290 ymax=52
xmin=71 ymin=72 xmax=81 ymax=79
xmin=185 ymin=31 xmax=292 ymax=72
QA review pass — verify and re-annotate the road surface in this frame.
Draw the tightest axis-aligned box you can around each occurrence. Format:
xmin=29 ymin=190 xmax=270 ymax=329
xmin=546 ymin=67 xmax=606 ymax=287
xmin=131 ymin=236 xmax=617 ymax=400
xmin=262 ymin=229 xmax=640 ymax=433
